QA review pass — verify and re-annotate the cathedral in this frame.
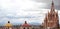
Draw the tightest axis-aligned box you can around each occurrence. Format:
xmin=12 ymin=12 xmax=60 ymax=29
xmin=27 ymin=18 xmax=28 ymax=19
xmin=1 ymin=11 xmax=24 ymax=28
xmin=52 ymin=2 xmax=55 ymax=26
xmin=43 ymin=0 xmax=59 ymax=29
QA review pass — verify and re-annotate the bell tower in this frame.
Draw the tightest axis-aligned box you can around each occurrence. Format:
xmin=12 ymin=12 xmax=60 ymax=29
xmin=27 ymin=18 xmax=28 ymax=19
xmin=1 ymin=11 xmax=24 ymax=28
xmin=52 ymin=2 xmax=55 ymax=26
xmin=43 ymin=0 xmax=59 ymax=29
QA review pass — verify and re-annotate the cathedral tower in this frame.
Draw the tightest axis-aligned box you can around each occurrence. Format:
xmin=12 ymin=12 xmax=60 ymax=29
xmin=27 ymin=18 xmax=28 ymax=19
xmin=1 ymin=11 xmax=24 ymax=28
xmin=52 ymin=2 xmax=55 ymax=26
xmin=43 ymin=0 xmax=59 ymax=29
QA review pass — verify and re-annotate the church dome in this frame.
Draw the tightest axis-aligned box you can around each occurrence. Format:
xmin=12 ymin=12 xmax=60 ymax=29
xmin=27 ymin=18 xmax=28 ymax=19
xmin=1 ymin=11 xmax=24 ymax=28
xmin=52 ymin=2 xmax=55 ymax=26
xmin=5 ymin=21 xmax=12 ymax=27
xmin=22 ymin=21 xmax=30 ymax=27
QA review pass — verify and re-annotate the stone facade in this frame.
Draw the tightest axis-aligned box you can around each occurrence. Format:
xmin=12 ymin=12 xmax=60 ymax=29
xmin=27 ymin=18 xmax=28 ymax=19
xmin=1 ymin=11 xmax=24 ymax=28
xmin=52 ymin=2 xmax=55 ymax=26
xmin=43 ymin=1 xmax=59 ymax=29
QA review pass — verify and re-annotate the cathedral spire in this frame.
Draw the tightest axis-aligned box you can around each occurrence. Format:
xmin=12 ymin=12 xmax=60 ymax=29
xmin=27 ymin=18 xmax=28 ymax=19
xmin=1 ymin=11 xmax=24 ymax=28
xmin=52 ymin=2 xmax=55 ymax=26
xmin=50 ymin=0 xmax=55 ymax=12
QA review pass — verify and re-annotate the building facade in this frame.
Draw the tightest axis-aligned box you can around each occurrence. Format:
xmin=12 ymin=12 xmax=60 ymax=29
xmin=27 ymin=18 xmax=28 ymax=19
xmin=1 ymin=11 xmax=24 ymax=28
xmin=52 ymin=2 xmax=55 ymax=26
xmin=43 ymin=1 xmax=59 ymax=29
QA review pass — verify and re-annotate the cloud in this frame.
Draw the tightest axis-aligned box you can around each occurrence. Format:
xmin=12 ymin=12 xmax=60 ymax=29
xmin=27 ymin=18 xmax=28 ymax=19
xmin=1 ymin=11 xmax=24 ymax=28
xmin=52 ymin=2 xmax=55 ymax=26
xmin=0 ymin=0 xmax=59 ymax=25
xmin=31 ymin=0 xmax=60 ymax=10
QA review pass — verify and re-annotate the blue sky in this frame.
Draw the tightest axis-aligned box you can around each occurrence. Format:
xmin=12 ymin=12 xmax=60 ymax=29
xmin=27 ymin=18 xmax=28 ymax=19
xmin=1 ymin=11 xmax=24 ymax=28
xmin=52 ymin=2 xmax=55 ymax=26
xmin=0 ymin=0 xmax=60 ymax=25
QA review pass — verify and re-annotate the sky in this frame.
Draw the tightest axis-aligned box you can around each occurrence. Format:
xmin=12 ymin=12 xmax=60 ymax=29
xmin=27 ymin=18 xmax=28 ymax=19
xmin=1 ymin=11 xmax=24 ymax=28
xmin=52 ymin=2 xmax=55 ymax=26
xmin=0 ymin=0 xmax=60 ymax=25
